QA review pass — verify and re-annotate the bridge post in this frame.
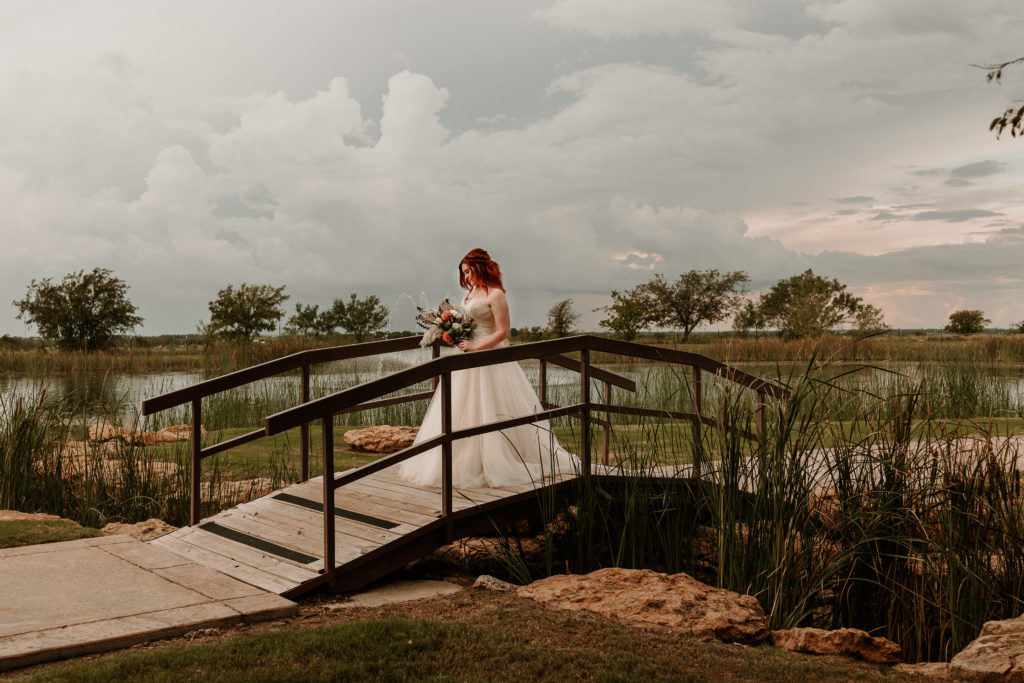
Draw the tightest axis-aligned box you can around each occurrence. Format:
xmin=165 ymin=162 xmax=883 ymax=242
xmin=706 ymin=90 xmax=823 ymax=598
xmin=300 ymin=364 xmax=310 ymax=482
xmin=190 ymin=399 xmax=202 ymax=525
xmin=602 ymin=381 xmax=611 ymax=465
xmin=692 ymin=367 xmax=702 ymax=479
xmin=322 ymin=415 xmax=335 ymax=576
xmin=580 ymin=348 xmax=591 ymax=478
xmin=441 ymin=370 xmax=453 ymax=541
xmin=539 ymin=358 xmax=547 ymax=407
xmin=432 ymin=341 xmax=441 ymax=391
xmin=757 ymin=389 xmax=767 ymax=442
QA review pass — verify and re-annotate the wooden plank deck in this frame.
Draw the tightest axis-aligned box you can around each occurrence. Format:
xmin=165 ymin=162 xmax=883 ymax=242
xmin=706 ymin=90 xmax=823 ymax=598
xmin=152 ymin=466 xmax=578 ymax=598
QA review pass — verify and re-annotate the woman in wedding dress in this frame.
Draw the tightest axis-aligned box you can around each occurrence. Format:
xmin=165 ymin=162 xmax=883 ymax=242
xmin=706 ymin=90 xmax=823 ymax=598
xmin=397 ymin=248 xmax=579 ymax=488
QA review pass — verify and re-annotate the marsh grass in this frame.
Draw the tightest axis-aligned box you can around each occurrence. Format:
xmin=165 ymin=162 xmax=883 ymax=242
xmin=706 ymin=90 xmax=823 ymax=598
xmin=0 ymin=334 xmax=391 ymax=376
xmin=0 ymin=388 xmax=293 ymax=528
xmin=7 ymin=338 xmax=1024 ymax=662
xmin=531 ymin=352 xmax=1024 ymax=663
xmin=694 ymin=332 xmax=1024 ymax=364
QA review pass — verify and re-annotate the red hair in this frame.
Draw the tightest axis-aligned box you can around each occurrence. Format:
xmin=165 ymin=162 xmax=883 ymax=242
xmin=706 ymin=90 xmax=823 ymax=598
xmin=459 ymin=248 xmax=504 ymax=292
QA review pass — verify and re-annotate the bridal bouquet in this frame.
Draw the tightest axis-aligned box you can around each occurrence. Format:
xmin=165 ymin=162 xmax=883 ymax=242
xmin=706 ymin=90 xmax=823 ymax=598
xmin=416 ymin=299 xmax=474 ymax=347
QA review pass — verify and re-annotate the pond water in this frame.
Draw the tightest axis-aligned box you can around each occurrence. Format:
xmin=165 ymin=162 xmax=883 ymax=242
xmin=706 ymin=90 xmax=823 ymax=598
xmin=3 ymin=352 xmax=1024 ymax=428
xmin=0 ymin=348 xmax=588 ymax=427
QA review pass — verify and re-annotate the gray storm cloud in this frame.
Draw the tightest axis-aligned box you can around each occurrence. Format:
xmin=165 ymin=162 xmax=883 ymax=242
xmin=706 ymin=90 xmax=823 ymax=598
xmin=1 ymin=0 xmax=1023 ymax=334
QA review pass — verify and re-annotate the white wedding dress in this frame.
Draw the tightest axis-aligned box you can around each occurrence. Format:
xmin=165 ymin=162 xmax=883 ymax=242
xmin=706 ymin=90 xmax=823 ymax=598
xmin=397 ymin=297 xmax=580 ymax=488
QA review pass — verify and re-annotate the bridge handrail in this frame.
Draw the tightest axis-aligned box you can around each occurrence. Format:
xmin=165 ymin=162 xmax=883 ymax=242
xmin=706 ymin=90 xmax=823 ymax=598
xmin=263 ymin=335 xmax=788 ymax=435
xmin=140 ymin=334 xmax=641 ymax=526
xmin=141 ymin=335 xmax=426 ymax=415
xmin=260 ymin=334 xmax=790 ymax=579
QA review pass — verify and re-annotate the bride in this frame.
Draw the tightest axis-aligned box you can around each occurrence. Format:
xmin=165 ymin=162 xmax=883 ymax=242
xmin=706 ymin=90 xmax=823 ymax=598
xmin=397 ymin=248 xmax=579 ymax=488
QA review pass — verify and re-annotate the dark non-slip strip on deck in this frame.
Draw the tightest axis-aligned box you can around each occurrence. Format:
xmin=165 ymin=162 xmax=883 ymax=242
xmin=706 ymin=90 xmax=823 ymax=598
xmin=272 ymin=492 xmax=400 ymax=529
xmin=198 ymin=521 xmax=319 ymax=565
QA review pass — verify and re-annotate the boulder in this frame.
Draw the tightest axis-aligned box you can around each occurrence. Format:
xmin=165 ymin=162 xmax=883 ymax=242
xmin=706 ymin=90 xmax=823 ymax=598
xmin=87 ymin=423 xmax=134 ymax=442
xmin=434 ymin=511 xmax=573 ymax=573
xmin=135 ymin=425 xmax=208 ymax=444
xmin=343 ymin=425 xmax=419 ymax=453
xmin=102 ymin=518 xmax=177 ymax=541
xmin=136 ymin=430 xmax=183 ymax=444
xmin=434 ymin=535 xmax=546 ymax=573
xmin=893 ymin=662 xmax=951 ymax=678
xmin=770 ymin=627 xmax=901 ymax=664
xmin=85 ymin=423 xmax=207 ymax=445
xmin=473 ymin=574 xmax=519 ymax=592
xmin=60 ymin=440 xmax=118 ymax=460
xmin=517 ymin=568 xmax=769 ymax=644
xmin=950 ymin=614 xmax=1024 ymax=681
xmin=159 ymin=424 xmax=208 ymax=440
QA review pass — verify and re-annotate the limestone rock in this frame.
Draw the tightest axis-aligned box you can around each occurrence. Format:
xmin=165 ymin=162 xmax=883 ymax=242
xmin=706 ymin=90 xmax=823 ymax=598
xmin=894 ymin=662 xmax=951 ymax=678
xmin=136 ymin=430 xmax=183 ymax=444
xmin=473 ymin=575 xmax=519 ymax=592
xmin=951 ymin=614 xmax=1024 ymax=681
xmin=60 ymin=440 xmax=118 ymax=460
xmin=135 ymin=424 xmax=208 ymax=444
xmin=102 ymin=518 xmax=177 ymax=541
xmin=434 ymin=535 xmax=546 ymax=573
xmin=517 ymin=568 xmax=769 ymax=644
xmin=343 ymin=425 xmax=419 ymax=453
xmin=770 ymin=627 xmax=901 ymax=664
xmin=87 ymin=423 xmax=134 ymax=442
xmin=86 ymin=423 xmax=207 ymax=445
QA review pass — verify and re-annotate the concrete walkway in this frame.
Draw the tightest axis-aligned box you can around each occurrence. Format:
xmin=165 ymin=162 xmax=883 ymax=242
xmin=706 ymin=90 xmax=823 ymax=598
xmin=0 ymin=534 xmax=297 ymax=672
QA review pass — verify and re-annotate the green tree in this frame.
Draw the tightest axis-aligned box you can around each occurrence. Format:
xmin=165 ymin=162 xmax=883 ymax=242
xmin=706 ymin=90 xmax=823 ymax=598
xmin=732 ymin=298 xmax=769 ymax=337
xmin=944 ymin=309 xmax=990 ymax=335
xmin=752 ymin=269 xmax=880 ymax=339
xmin=852 ymin=304 xmax=889 ymax=336
xmin=207 ymin=283 xmax=289 ymax=341
xmin=643 ymin=269 xmax=750 ymax=342
xmin=546 ymin=299 xmax=581 ymax=338
xmin=511 ymin=326 xmax=547 ymax=342
xmin=1011 ymin=320 xmax=1024 ymax=334
xmin=977 ymin=57 xmax=1024 ymax=139
xmin=12 ymin=268 xmax=143 ymax=351
xmin=326 ymin=294 xmax=390 ymax=343
xmin=285 ymin=303 xmax=334 ymax=338
xmin=595 ymin=285 xmax=656 ymax=341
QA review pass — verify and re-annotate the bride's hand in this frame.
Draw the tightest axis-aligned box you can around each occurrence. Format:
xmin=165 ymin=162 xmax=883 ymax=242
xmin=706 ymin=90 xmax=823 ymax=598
xmin=457 ymin=340 xmax=474 ymax=352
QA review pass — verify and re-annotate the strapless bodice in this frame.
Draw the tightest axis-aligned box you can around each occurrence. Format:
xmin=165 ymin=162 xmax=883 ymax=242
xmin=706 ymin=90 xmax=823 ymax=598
xmin=463 ymin=298 xmax=495 ymax=335
xmin=463 ymin=297 xmax=508 ymax=347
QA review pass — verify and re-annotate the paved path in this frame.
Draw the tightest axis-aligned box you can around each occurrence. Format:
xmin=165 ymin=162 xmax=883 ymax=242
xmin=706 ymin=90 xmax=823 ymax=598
xmin=0 ymin=534 xmax=297 ymax=672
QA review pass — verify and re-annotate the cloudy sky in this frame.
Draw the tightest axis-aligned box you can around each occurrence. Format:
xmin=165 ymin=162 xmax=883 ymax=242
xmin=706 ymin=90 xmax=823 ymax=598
xmin=1 ymin=0 xmax=1022 ymax=335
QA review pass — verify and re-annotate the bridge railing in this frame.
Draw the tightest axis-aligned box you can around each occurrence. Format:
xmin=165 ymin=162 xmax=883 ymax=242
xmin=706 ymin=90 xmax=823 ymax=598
xmin=141 ymin=334 xmax=637 ymax=525
xmin=260 ymin=335 xmax=790 ymax=579
xmin=142 ymin=336 xmax=435 ymax=524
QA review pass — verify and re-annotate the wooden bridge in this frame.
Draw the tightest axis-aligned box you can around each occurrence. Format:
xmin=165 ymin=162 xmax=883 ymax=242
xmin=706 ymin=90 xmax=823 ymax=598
xmin=142 ymin=335 xmax=788 ymax=599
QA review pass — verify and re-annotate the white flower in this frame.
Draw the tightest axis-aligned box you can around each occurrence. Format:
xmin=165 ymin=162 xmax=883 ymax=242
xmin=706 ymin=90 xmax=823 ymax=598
xmin=453 ymin=310 xmax=464 ymax=320
xmin=451 ymin=323 xmax=462 ymax=333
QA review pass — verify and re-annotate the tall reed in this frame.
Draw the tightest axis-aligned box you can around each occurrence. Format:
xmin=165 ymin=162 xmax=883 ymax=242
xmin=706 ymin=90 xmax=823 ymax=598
xmin=547 ymin=354 xmax=1024 ymax=663
xmin=0 ymin=386 xmax=292 ymax=528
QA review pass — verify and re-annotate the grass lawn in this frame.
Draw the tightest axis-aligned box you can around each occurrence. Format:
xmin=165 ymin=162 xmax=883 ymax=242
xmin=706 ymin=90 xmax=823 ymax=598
xmin=0 ymin=520 xmax=105 ymax=549
xmin=8 ymin=590 xmax=911 ymax=682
